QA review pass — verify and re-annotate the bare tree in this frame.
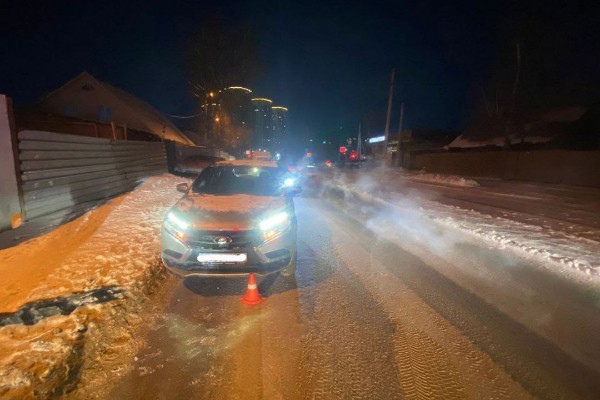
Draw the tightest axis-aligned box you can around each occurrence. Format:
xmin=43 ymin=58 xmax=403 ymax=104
xmin=186 ymin=18 xmax=263 ymax=150
xmin=186 ymin=18 xmax=264 ymax=96
xmin=472 ymin=39 xmax=523 ymax=146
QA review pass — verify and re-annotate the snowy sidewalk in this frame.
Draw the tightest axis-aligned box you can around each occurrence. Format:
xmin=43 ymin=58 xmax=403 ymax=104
xmin=0 ymin=174 xmax=186 ymax=398
xmin=325 ymin=168 xmax=600 ymax=281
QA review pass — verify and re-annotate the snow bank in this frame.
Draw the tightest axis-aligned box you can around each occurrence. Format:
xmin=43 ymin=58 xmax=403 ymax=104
xmin=425 ymin=202 xmax=600 ymax=276
xmin=447 ymin=134 xmax=553 ymax=149
xmin=409 ymin=172 xmax=479 ymax=187
xmin=328 ymin=174 xmax=600 ymax=282
xmin=0 ymin=174 xmax=188 ymax=398
xmin=356 ymin=166 xmax=480 ymax=188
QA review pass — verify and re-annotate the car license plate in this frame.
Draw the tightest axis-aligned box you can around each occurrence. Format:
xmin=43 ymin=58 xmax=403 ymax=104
xmin=197 ymin=253 xmax=247 ymax=263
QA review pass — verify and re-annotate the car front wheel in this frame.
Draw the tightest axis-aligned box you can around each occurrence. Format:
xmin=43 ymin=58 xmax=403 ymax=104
xmin=281 ymin=250 xmax=297 ymax=277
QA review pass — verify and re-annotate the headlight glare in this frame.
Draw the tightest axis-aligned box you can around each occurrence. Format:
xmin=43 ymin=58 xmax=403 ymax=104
xmin=167 ymin=212 xmax=189 ymax=231
xmin=259 ymin=211 xmax=289 ymax=231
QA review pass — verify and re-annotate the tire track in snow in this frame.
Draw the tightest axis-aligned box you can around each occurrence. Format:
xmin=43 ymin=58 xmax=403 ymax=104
xmin=294 ymin=204 xmax=404 ymax=399
xmin=309 ymin=198 xmax=535 ymax=400
xmin=394 ymin=325 xmax=464 ymax=399
xmin=300 ymin=274 xmax=403 ymax=399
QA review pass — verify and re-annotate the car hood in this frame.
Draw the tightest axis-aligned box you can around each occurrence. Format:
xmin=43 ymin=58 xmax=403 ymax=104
xmin=171 ymin=193 xmax=287 ymax=230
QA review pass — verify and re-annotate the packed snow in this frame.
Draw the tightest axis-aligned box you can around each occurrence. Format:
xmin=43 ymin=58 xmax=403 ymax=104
xmin=1 ymin=167 xmax=598 ymax=397
xmin=0 ymin=174 xmax=189 ymax=398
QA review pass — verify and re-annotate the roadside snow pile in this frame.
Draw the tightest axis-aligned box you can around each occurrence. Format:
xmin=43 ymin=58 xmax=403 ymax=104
xmin=425 ymin=202 xmax=600 ymax=276
xmin=409 ymin=172 xmax=479 ymax=187
xmin=0 ymin=173 xmax=187 ymax=398
xmin=331 ymin=181 xmax=600 ymax=280
xmin=385 ymin=168 xmax=479 ymax=187
xmin=2 ymin=174 xmax=186 ymax=303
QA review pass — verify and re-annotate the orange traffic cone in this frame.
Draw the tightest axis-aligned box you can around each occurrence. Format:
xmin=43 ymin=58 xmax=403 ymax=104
xmin=240 ymin=273 xmax=265 ymax=306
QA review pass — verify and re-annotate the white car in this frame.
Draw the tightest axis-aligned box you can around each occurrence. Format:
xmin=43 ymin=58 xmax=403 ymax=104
xmin=161 ymin=160 xmax=299 ymax=277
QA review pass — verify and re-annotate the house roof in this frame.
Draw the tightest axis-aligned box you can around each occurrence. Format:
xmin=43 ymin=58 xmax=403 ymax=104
xmin=449 ymin=105 xmax=590 ymax=149
xmin=37 ymin=72 xmax=194 ymax=145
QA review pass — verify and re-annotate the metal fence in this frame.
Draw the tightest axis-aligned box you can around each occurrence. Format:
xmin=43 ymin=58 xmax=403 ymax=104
xmin=17 ymin=130 xmax=167 ymax=223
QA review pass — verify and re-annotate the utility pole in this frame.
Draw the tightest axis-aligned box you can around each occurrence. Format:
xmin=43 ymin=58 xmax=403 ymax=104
xmin=356 ymin=123 xmax=362 ymax=158
xmin=383 ymin=68 xmax=395 ymax=160
xmin=397 ymin=102 xmax=404 ymax=167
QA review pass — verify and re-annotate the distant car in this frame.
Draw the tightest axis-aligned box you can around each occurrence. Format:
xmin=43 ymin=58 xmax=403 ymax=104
xmin=161 ymin=160 xmax=299 ymax=277
xmin=346 ymin=150 xmax=361 ymax=168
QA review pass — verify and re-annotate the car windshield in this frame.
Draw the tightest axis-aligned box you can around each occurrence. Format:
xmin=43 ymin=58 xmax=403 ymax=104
xmin=191 ymin=165 xmax=282 ymax=196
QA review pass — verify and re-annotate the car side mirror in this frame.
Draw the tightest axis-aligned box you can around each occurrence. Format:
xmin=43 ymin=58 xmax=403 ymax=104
xmin=176 ymin=183 xmax=189 ymax=193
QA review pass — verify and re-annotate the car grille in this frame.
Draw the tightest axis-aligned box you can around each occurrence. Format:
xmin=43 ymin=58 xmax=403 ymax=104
xmin=185 ymin=230 xmax=260 ymax=250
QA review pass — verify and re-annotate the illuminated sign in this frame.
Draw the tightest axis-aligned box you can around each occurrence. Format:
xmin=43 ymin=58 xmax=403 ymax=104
xmin=339 ymin=146 xmax=347 ymax=153
xmin=368 ymin=135 xmax=385 ymax=144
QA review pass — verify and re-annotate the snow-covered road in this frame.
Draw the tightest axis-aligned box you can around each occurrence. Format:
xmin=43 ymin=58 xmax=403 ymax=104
xmin=74 ymin=188 xmax=600 ymax=400
xmin=2 ymin=170 xmax=600 ymax=399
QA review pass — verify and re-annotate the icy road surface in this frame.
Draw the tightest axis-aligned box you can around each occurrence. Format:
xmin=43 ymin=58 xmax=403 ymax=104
xmin=73 ymin=192 xmax=600 ymax=400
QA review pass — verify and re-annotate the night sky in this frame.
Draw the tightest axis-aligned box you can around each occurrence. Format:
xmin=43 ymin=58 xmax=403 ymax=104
xmin=1 ymin=0 xmax=598 ymax=141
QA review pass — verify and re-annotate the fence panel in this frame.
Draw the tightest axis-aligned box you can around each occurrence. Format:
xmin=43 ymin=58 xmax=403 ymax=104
xmin=410 ymin=149 xmax=600 ymax=187
xmin=17 ymin=130 xmax=167 ymax=223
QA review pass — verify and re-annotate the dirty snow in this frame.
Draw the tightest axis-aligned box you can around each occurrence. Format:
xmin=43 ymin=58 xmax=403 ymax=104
xmin=407 ymin=171 xmax=479 ymax=187
xmin=0 ymin=173 xmax=188 ymax=398
xmin=364 ymin=167 xmax=480 ymax=188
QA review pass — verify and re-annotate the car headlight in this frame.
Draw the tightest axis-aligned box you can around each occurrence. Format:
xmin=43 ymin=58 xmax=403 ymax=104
xmin=259 ymin=211 xmax=290 ymax=241
xmin=167 ymin=211 xmax=190 ymax=230
xmin=164 ymin=211 xmax=189 ymax=240
xmin=282 ymin=177 xmax=295 ymax=187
